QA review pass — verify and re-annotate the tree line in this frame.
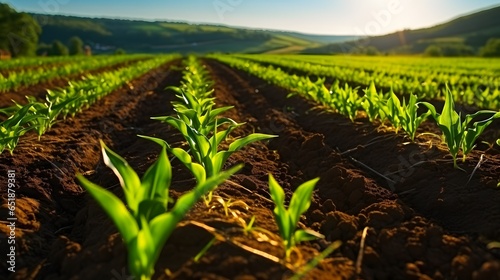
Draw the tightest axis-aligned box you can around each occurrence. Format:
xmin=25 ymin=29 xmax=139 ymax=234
xmin=0 ymin=3 xmax=87 ymax=57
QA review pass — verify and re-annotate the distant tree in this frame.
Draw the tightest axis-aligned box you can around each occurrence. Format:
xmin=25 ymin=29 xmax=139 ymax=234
xmin=441 ymin=44 xmax=474 ymax=56
xmin=365 ymin=46 xmax=380 ymax=56
xmin=480 ymin=38 xmax=500 ymax=57
xmin=0 ymin=3 xmax=41 ymax=57
xmin=425 ymin=44 xmax=473 ymax=57
xmin=425 ymin=45 xmax=443 ymax=57
xmin=50 ymin=40 xmax=69 ymax=56
xmin=114 ymin=48 xmax=126 ymax=55
xmin=351 ymin=45 xmax=380 ymax=56
xmin=68 ymin=36 xmax=84 ymax=55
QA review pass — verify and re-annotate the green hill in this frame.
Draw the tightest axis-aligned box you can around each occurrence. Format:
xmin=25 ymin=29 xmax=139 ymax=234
xmin=31 ymin=14 xmax=355 ymax=54
xmin=303 ymin=5 xmax=500 ymax=55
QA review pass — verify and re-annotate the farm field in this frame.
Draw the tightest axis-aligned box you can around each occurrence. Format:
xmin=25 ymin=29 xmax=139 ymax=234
xmin=1 ymin=54 xmax=500 ymax=280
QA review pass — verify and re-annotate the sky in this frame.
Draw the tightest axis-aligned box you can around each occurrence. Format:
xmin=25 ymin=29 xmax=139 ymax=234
xmin=4 ymin=0 xmax=500 ymax=35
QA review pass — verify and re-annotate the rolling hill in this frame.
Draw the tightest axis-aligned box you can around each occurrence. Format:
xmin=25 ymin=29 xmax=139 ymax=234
xmin=31 ymin=14 xmax=357 ymax=54
xmin=303 ymin=5 xmax=500 ymax=55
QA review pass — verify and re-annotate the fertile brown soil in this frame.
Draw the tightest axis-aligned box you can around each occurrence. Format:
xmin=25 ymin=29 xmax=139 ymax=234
xmin=1 ymin=58 xmax=500 ymax=280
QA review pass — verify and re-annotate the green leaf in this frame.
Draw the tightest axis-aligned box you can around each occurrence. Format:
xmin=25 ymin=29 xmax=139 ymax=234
xmin=138 ymin=135 xmax=207 ymax=184
xmin=141 ymin=145 xmax=171 ymax=204
xmin=185 ymin=124 xmax=212 ymax=163
xmin=438 ymin=88 xmax=461 ymax=148
xmin=417 ymin=101 xmax=439 ymax=121
xmin=288 ymin=177 xmax=319 ymax=226
xmin=137 ymin=199 xmax=166 ymax=222
xmin=151 ymin=116 xmax=189 ymax=136
xmin=149 ymin=164 xmax=242 ymax=251
xmin=268 ymin=174 xmax=290 ymax=242
xmin=211 ymin=150 xmax=232 ymax=176
xmin=172 ymin=147 xmax=207 ymax=183
xmin=294 ymin=229 xmax=324 ymax=244
xmin=228 ymin=133 xmax=278 ymax=152
xmin=100 ymin=140 xmax=141 ymax=213
xmin=128 ymin=219 xmax=155 ymax=278
xmin=462 ymin=112 xmax=500 ymax=155
xmin=208 ymin=122 xmax=242 ymax=148
xmin=208 ymin=106 xmax=234 ymax=120
xmin=76 ymin=174 xmax=138 ymax=244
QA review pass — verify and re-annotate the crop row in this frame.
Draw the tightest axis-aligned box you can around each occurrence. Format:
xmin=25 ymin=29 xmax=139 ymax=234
xmin=78 ymin=56 xmax=333 ymax=279
xmin=234 ymin=54 xmax=500 ymax=110
xmin=211 ymin=54 xmax=500 ymax=168
xmin=278 ymin=55 xmax=500 ymax=77
xmin=0 ymin=55 xmax=178 ymax=154
xmin=0 ymin=54 xmax=152 ymax=92
xmin=0 ymin=55 xmax=94 ymax=71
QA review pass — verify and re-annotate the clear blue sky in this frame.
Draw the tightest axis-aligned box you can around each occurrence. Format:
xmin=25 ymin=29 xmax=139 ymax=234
xmin=4 ymin=0 xmax=500 ymax=35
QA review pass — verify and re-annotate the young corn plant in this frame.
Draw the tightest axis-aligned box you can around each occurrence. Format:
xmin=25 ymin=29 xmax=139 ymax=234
xmin=268 ymin=174 xmax=324 ymax=260
xmin=361 ymin=82 xmax=386 ymax=122
xmin=331 ymin=82 xmax=362 ymax=122
xmin=160 ymin=86 xmax=236 ymax=137
xmin=77 ymin=140 xmax=242 ymax=280
xmin=141 ymin=121 xmax=276 ymax=182
xmin=0 ymin=105 xmax=38 ymax=154
xmin=382 ymin=91 xmax=429 ymax=141
xmin=419 ymin=87 xmax=500 ymax=168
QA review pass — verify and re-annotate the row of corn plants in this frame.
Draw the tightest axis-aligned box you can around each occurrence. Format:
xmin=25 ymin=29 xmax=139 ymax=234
xmin=266 ymin=54 xmax=500 ymax=81
xmin=0 ymin=54 xmax=152 ymax=92
xmin=211 ymin=54 xmax=500 ymax=169
xmin=0 ymin=55 xmax=93 ymax=71
xmin=0 ymin=55 xmax=178 ymax=154
xmin=234 ymin=54 xmax=500 ymax=110
xmin=77 ymin=56 xmax=328 ymax=279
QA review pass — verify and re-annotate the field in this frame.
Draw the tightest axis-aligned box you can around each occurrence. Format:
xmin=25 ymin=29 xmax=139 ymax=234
xmin=1 ymin=54 xmax=500 ymax=279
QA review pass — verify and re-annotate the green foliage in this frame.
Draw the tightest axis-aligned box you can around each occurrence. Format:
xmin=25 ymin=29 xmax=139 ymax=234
xmin=382 ymin=91 xmax=430 ymax=140
xmin=115 ymin=48 xmax=126 ymax=55
xmin=31 ymin=13 xmax=323 ymax=54
xmin=50 ymin=40 xmax=69 ymax=56
xmin=361 ymin=82 xmax=386 ymax=122
xmin=425 ymin=45 xmax=443 ymax=57
xmin=0 ymin=55 xmax=178 ymax=154
xmin=230 ymin=53 xmax=500 ymax=110
xmin=0 ymin=54 xmax=153 ymax=92
xmin=149 ymin=57 xmax=276 ymax=182
xmin=268 ymin=174 xmax=323 ymax=259
xmin=419 ymin=87 xmax=500 ymax=167
xmin=351 ymin=46 xmax=380 ymax=56
xmin=0 ymin=105 xmax=35 ymax=154
xmin=480 ymin=38 xmax=500 ymax=57
xmin=77 ymin=141 xmax=242 ymax=279
xmin=68 ymin=36 xmax=84 ymax=55
xmin=0 ymin=3 xmax=41 ymax=57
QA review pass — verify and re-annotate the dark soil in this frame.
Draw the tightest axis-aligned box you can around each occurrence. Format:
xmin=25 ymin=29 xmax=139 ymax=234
xmin=1 ymin=57 xmax=500 ymax=280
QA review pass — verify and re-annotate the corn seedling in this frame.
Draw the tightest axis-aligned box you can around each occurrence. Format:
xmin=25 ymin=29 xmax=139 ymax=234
xmin=165 ymin=86 xmax=236 ymax=136
xmin=268 ymin=174 xmax=324 ymax=259
xmin=419 ymin=87 xmax=500 ymax=167
xmin=144 ymin=120 xmax=276 ymax=179
xmin=362 ymin=82 xmax=386 ymax=122
xmin=382 ymin=91 xmax=429 ymax=141
xmin=77 ymin=140 xmax=242 ymax=279
xmin=0 ymin=105 xmax=37 ymax=154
